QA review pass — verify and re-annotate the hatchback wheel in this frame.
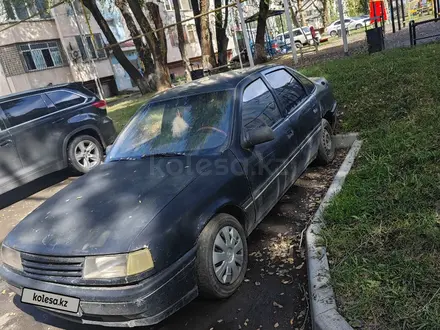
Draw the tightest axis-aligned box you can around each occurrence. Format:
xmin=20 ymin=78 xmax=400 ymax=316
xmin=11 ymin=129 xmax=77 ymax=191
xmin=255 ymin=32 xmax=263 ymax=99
xmin=196 ymin=213 xmax=248 ymax=299
xmin=316 ymin=119 xmax=335 ymax=165
xmin=68 ymin=135 xmax=103 ymax=174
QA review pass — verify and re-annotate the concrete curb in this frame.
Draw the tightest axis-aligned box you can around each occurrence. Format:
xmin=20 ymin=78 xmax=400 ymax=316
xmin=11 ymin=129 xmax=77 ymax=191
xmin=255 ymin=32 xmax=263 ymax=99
xmin=306 ymin=138 xmax=363 ymax=330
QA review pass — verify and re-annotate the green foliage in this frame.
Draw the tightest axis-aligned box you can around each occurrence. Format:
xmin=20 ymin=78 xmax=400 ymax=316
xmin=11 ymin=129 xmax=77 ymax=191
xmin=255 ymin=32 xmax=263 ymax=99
xmin=301 ymin=43 xmax=440 ymax=329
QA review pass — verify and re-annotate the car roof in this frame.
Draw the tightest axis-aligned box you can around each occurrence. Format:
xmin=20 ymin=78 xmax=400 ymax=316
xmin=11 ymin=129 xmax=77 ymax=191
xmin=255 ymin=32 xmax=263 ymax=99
xmin=150 ymin=64 xmax=281 ymax=103
xmin=0 ymin=82 xmax=85 ymax=103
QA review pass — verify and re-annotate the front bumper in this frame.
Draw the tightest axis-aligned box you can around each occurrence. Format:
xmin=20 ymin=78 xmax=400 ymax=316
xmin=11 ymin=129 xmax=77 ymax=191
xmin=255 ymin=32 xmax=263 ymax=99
xmin=0 ymin=248 xmax=197 ymax=327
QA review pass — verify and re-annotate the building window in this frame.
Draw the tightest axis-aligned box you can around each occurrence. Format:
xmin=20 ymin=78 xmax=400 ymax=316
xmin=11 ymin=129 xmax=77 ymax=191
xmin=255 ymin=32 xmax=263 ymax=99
xmin=66 ymin=0 xmax=84 ymax=16
xmin=75 ymin=34 xmax=106 ymax=60
xmin=186 ymin=24 xmax=197 ymax=44
xmin=168 ymin=27 xmax=179 ymax=47
xmin=2 ymin=0 xmax=51 ymax=21
xmin=19 ymin=41 xmax=63 ymax=72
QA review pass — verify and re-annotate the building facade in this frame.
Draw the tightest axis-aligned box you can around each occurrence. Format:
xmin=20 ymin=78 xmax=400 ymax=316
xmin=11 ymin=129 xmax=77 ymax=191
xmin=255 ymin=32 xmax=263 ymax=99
xmin=0 ymin=0 xmax=116 ymax=97
xmin=0 ymin=0 xmax=235 ymax=97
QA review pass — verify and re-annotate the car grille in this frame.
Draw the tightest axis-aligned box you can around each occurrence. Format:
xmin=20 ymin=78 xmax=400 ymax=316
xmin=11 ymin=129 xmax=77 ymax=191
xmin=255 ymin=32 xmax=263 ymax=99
xmin=20 ymin=252 xmax=85 ymax=285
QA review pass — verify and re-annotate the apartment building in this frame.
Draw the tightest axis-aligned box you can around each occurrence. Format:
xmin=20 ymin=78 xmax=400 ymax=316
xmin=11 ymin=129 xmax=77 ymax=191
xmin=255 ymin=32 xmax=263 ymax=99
xmin=0 ymin=0 xmax=236 ymax=97
xmin=0 ymin=0 xmax=116 ymax=97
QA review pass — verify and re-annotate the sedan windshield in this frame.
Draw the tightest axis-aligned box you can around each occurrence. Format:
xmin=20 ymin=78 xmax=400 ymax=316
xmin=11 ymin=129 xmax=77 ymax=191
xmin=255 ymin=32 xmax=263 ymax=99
xmin=107 ymin=90 xmax=234 ymax=161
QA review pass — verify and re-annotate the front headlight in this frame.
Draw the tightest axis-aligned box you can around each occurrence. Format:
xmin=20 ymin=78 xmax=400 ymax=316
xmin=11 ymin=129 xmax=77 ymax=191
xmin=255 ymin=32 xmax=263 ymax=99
xmin=83 ymin=248 xmax=154 ymax=279
xmin=1 ymin=245 xmax=23 ymax=271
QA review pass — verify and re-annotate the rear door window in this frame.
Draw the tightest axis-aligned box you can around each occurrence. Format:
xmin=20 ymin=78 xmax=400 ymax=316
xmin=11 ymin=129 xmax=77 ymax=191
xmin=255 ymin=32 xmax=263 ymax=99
xmin=0 ymin=95 xmax=49 ymax=127
xmin=46 ymin=90 xmax=86 ymax=110
xmin=242 ymin=78 xmax=282 ymax=130
xmin=265 ymin=69 xmax=307 ymax=113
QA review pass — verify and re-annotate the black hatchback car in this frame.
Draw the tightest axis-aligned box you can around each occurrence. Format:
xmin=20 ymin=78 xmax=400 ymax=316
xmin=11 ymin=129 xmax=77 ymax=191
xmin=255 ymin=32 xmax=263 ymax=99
xmin=0 ymin=65 xmax=337 ymax=327
xmin=0 ymin=83 xmax=117 ymax=195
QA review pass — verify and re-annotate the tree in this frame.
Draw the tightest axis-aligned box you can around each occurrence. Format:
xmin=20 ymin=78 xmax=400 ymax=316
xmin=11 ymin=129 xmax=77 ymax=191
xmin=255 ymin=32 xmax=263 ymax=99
xmin=127 ymin=0 xmax=171 ymax=91
xmin=297 ymin=0 xmax=306 ymax=26
xmin=313 ymin=0 xmax=330 ymax=27
xmin=114 ymin=0 xmax=156 ymax=89
xmin=254 ymin=0 xmax=270 ymax=64
xmin=172 ymin=0 xmax=192 ymax=81
xmin=82 ymin=0 xmax=152 ymax=94
xmin=214 ymin=0 xmax=229 ymax=67
xmin=190 ymin=0 xmax=216 ymax=67
xmin=199 ymin=0 xmax=217 ymax=69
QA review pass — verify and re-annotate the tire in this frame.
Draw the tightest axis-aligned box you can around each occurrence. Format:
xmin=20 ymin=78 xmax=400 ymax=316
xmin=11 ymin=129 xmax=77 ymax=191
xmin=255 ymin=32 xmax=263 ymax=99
xmin=355 ymin=23 xmax=363 ymax=29
xmin=316 ymin=119 xmax=336 ymax=165
xmin=295 ymin=42 xmax=303 ymax=50
xmin=330 ymin=30 xmax=337 ymax=37
xmin=67 ymin=135 xmax=103 ymax=174
xmin=196 ymin=213 xmax=248 ymax=299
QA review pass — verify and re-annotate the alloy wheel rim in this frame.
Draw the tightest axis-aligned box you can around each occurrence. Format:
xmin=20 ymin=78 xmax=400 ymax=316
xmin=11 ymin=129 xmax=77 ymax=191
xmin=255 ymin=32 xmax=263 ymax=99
xmin=74 ymin=140 xmax=99 ymax=169
xmin=212 ymin=226 xmax=244 ymax=284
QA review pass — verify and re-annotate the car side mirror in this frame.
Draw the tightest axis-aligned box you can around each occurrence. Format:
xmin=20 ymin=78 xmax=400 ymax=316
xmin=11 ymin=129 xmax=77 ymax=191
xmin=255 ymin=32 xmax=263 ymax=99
xmin=105 ymin=144 xmax=113 ymax=155
xmin=243 ymin=126 xmax=275 ymax=149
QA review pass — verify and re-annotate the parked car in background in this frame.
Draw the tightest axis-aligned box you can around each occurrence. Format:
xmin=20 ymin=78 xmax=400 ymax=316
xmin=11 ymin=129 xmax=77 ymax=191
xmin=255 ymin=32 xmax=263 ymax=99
xmin=0 ymin=65 xmax=338 ymax=327
xmin=0 ymin=83 xmax=116 ymax=195
xmin=326 ymin=18 xmax=354 ymax=36
xmin=347 ymin=16 xmax=371 ymax=30
xmin=276 ymin=27 xmax=310 ymax=49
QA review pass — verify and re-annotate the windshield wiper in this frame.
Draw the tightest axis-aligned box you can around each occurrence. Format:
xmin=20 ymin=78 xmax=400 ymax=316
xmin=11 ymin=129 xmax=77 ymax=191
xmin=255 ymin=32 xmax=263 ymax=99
xmin=140 ymin=152 xmax=185 ymax=158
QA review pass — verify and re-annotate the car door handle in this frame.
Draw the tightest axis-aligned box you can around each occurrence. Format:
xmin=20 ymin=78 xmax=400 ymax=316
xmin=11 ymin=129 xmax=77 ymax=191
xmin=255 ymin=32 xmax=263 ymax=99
xmin=286 ymin=129 xmax=294 ymax=138
xmin=0 ymin=140 xmax=12 ymax=147
xmin=52 ymin=118 xmax=64 ymax=124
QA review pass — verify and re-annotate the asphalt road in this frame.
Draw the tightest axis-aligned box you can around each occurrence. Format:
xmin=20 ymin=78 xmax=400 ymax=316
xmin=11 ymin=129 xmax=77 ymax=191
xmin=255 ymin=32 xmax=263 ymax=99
xmin=0 ymin=151 xmax=346 ymax=330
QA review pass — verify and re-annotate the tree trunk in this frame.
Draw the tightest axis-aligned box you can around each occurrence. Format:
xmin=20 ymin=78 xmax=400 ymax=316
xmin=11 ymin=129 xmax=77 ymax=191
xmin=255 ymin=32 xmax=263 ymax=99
xmin=127 ymin=0 xmax=171 ymax=91
xmin=297 ymin=0 xmax=305 ymax=26
xmin=172 ymin=0 xmax=192 ymax=81
xmin=190 ymin=0 xmax=202 ymax=48
xmin=114 ymin=0 xmax=156 ymax=90
xmin=322 ymin=0 xmax=330 ymax=27
xmin=255 ymin=0 xmax=270 ymax=64
xmin=288 ymin=0 xmax=300 ymax=27
xmin=214 ymin=0 xmax=229 ymax=67
xmin=82 ymin=0 xmax=151 ymax=94
xmin=199 ymin=0 xmax=216 ymax=69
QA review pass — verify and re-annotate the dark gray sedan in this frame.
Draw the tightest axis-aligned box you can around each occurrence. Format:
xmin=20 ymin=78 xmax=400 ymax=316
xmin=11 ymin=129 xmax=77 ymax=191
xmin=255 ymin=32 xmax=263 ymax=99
xmin=0 ymin=65 xmax=337 ymax=327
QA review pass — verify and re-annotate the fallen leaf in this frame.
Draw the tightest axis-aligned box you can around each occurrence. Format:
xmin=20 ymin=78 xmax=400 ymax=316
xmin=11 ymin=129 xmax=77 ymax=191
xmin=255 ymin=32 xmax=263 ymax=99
xmin=76 ymin=196 xmax=82 ymax=199
xmin=1 ymin=290 xmax=5 ymax=294
xmin=290 ymin=318 xmax=294 ymax=325
xmin=274 ymin=322 xmax=279 ymax=328
xmin=273 ymin=301 xmax=283 ymax=308
xmin=217 ymin=319 xmax=223 ymax=323
xmin=295 ymin=263 xmax=304 ymax=269
xmin=255 ymin=281 xmax=261 ymax=286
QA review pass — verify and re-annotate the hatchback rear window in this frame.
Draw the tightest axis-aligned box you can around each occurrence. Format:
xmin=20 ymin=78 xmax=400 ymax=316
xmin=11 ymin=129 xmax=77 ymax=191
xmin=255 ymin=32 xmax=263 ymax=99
xmin=46 ymin=90 xmax=85 ymax=110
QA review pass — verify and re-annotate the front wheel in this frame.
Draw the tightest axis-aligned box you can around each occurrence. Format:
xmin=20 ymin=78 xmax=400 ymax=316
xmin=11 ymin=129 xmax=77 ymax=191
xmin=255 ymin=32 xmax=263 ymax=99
xmin=68 ymin=135 xmax=103 ymax=174
xmin=316 ymin=119 xmax=335 ymax=165
xmin=196 ymin=213 xmax=248 ymax=299
xmin=355 ymin=23 xmax=363 ymax=29
xmin=330 ymin=30 xmax=337 ymax=37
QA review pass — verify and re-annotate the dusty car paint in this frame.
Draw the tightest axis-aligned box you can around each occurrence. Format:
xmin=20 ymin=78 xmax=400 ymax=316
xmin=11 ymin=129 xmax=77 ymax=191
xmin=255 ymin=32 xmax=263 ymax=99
xmin=0 ymin=65 xmax=337 ymax=327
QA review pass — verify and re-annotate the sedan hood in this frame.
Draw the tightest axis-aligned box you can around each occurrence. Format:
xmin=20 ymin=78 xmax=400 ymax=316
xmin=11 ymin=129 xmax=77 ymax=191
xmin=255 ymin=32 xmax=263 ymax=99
xmin=4 ymin=158 xmax=198 ymax=256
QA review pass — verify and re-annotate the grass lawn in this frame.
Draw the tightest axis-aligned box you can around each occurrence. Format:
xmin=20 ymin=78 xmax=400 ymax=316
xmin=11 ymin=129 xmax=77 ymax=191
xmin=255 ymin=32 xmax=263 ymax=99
xmin=107 ymin=93 xmax=154 ymax=133
xmin=300 ymin=43 xmax=440 ymax=328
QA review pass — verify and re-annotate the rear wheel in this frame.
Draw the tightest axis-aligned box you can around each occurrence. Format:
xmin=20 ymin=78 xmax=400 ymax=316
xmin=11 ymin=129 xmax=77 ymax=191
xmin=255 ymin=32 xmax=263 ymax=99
xmin=355 ymin=23 xmax=363 ymax=29
xmin=295 ymin=42 xmax=303 ymax=50
xmin=330 ymin=30 xmax=337 ymax=37
xmin=316 ymin=119 xmax=335 ymax=165
xmin=196 ymin=213 xmax=248 ymax=299
xmin=68 ymin=135 xmax=103 ymax=174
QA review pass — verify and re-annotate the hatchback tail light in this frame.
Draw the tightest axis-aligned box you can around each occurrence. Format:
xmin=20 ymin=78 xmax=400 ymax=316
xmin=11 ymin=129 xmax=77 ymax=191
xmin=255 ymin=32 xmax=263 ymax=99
xmin=92 ymin=100 xmax=107 ymax=109
xmin=92 ymin=100 xmax=107 ymax=115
